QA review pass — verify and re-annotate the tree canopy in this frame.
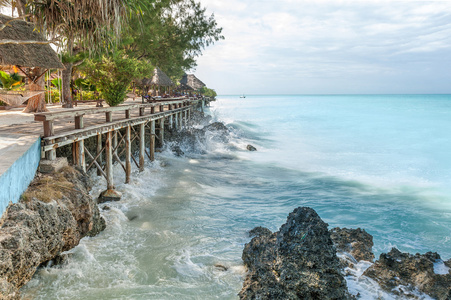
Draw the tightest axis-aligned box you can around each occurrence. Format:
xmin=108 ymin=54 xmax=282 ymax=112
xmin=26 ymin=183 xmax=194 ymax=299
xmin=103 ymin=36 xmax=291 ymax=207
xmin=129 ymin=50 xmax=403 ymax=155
xmin=0 ymin=0 xmax=223 ymax=107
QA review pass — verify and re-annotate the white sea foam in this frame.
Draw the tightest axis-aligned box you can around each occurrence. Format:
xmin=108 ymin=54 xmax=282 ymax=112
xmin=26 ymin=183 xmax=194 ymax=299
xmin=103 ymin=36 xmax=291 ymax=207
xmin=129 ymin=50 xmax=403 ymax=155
xmin=433 ymin=260 xmax=450 ymax=275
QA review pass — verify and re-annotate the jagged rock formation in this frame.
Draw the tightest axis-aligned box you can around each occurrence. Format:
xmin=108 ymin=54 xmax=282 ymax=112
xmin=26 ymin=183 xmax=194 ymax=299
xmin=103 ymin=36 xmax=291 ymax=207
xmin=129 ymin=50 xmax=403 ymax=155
xmin=165 ymin=121 xmax=231 ymax=155
xmin=329 ymin=227 xmax=374 ymax=268
xmin=0 ymin=167 xmax=105 ymax=299
xmin=246 ymin=145 xmax=257 ymax=151
xmin=364 ymin=248 xmax=451 ymax=299
xmin=240 ymin=207 xmax=350 ymax=300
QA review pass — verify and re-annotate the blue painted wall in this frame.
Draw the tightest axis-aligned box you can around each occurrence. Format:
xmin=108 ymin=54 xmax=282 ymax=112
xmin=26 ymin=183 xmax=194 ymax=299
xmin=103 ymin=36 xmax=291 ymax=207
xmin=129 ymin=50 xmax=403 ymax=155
xmin=0 ymin=138 xmax=41 ymax=214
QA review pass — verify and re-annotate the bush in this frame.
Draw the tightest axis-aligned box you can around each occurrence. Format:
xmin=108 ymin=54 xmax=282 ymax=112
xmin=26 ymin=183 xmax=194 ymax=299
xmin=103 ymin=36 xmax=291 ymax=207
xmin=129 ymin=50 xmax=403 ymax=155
xmin=84 ymin=51 xmax=153 ymax=106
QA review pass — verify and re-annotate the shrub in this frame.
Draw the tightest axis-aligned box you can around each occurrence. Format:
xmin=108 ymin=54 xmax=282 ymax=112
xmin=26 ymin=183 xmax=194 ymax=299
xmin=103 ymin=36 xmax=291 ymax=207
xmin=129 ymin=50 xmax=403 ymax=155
xmin=84 ymin=51 xmax=153 ymax=106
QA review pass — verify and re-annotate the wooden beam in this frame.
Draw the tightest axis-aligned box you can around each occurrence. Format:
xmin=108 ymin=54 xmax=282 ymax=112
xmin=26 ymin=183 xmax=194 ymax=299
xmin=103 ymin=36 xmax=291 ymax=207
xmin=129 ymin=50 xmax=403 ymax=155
xmin=105 ymin=131 xmax=114 ymax=190
xmin=159 ymin=117 xmax=164 ymax=147
xmin=125 ymin=125 xmax=131 ymax=183
xmin=139 ymin=123 xmax=145 ymax=172
xmin=96 ymin=133 xmax=103 ymax=176
xmin=150 ymin=120 xmax=155 ymax=161
xmin=75 ymin=115 xmax=85 ymax=172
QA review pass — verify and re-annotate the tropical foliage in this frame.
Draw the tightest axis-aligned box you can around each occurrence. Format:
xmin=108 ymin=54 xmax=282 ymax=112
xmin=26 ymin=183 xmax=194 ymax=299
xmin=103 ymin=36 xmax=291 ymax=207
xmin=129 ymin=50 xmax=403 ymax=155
xmin=83 ymin=51 xmax=153 ymax=106
xmin=0 ymin=70 xmax=23 ymax=90
xmin=0 ymin=0 xmax=223 ymax=106
xmin=200 ymin=86 xmax=217 ymax=98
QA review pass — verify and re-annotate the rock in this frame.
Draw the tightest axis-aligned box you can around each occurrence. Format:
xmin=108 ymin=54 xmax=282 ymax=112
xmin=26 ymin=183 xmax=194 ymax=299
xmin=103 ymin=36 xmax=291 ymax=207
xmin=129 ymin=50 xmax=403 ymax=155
xmin=363 ymin=248 xmax=451 ymax=300
xmin=240 ymin=207 xmax=350 ymax=300
xmin=0 ymin=166 xmax=106 ymax=299
xmin=38 ymin=157 xmax=68 ymax=174
xmin=163 ymin=121 xmax=230 ymax=154
xmin=329 ymin=227 xmax=374 ymax=268
xmin=204 ymin=122 xmax=229 ymax=132
xmin=214 ymin=264 xmax=229 ymax=271
xmin=246 ymin=145 xmax=257 ymax=151
xmin=248 ymin=226 xmax=272 ymax=238
xmin=170 ymin=145 xmax=184 ymax=156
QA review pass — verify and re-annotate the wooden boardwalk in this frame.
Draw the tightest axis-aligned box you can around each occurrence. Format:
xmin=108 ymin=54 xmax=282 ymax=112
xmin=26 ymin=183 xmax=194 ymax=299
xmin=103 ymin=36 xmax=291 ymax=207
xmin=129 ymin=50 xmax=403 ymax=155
xmin=0 ymin=96 xmax=206 ymax=201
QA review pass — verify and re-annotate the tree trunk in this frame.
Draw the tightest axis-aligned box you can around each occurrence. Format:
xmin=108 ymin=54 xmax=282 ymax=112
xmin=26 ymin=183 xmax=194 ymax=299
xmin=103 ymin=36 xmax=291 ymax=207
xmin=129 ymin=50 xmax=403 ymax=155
xmin=62 ymin=62 xmax=73 ymax=108
xmin=22 ymin=67 xmax=47 ymax=113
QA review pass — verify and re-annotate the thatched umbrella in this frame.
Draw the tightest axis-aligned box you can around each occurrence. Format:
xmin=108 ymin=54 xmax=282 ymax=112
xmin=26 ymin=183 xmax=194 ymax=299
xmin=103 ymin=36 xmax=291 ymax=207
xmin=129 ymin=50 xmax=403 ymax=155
xmin=0 ymin=14 xmax=64 ymax=110
xmin=179 ymin=73 xmax=205 ymax=96
xmin=140 ymin=67 xmax=173 ymax=96
xmin=186 ymin=74 xmax=206 ymax=91
xmin=151 ymin=67 xmax=173 ymax=86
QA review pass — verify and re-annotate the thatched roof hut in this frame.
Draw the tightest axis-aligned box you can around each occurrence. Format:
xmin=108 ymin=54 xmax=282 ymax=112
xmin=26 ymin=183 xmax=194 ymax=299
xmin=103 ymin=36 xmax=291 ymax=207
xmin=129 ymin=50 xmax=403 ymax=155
xmin=0 ymin=14 xmax=64 ymax=69
xmin=141 ymin=67 xmax=173 ymax=87
xmin=151 ymin=67 xmax=173 ymax=86
xmin=180 ymin=73 xmax=206 ymax=91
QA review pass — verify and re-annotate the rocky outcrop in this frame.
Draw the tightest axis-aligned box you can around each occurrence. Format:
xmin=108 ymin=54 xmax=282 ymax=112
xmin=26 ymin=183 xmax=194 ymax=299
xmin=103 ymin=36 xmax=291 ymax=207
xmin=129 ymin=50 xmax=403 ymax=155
xmin=329 ymin=227 xmax=374 ymax=268
xmin=240 ymin=207 xmax=350 ymax=300
xmin=165 ymin=121 xmax=231 ymax=155
xmin=246 ymin=145 xmax=257 ymax=151
xmin=0 ymin=166 xmax=105 ymax=299
xmin=363 ymin=248 xmax=451 ymax=299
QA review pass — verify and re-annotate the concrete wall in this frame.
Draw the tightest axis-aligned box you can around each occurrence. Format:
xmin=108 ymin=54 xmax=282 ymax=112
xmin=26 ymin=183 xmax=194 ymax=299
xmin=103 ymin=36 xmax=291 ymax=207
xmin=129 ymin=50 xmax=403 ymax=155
xmin=0 ymin=137 xmax=41 ymax=214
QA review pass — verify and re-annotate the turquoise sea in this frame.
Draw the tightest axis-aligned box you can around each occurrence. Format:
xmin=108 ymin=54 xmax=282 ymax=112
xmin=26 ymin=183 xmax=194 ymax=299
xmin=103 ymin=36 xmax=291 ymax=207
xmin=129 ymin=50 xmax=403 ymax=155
xmin=22 ymin=95 xmax=451 ymax=299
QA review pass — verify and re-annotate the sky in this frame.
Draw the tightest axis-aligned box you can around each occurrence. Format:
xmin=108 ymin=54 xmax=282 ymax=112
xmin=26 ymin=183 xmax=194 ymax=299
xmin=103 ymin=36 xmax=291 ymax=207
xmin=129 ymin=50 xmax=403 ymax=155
xmin=194 ymin=0 xmax=451 ymax=95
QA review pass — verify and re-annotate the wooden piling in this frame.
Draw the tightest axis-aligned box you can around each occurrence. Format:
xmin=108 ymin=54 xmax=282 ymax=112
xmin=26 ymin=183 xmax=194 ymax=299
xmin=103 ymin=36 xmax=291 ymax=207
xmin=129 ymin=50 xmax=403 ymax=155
xmin=96 ymin=134 xmax=103 ymax=176
xmin=139 ymin=123 xmax=145 ymax=171
xmin=150 ymin=120 xmax=155 ymax=161
xmin=99 ymin=130 xmax=121 ymax=202
xmin=159 ymin=117 xmax=164 ymax=147
xmin=125 ymin=125 xmax=131 ymax=183
xmin=43 ymin=120 xmax=56 ymax=160
xmin=74 ymin=115 xmax=86 ymax=172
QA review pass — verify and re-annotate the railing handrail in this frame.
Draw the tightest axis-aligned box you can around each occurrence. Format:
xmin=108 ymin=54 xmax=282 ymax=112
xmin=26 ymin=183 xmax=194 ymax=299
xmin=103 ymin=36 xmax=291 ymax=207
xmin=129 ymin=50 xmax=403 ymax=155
xmin=35 ymin=97 xmax=197 ymax=122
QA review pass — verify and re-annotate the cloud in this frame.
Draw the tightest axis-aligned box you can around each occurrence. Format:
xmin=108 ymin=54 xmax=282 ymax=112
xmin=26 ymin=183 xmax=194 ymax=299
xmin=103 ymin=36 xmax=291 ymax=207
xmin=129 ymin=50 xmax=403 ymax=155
xmin=195 ymin=0 xmax=451 ymax=94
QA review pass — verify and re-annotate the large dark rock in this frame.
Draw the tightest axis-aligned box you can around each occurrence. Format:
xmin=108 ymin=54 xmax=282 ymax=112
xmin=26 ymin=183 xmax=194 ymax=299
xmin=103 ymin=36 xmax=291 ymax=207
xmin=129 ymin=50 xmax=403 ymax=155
xmin=363 ymin=248 xmax=451 ymax=299
xmin=0 ymin=167 xmax=105 ymax=299
xmin=164 ymin=121 xmax=230 ymax=154
xmin=240 ymin=207 xmax=350 ymax=300
xmin=329 ymin=227 xmax=374 ymax=268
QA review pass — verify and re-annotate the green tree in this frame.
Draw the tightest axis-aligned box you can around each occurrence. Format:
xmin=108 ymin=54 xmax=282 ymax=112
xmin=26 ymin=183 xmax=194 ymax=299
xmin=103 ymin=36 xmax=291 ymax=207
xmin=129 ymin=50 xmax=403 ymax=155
xmin=84 ymin=51 xmax=153 ymax=106
xmin=200 ymin=86 xmax=217 ymax=98
xmin=123 ymin=0 xmax=224 ymax=78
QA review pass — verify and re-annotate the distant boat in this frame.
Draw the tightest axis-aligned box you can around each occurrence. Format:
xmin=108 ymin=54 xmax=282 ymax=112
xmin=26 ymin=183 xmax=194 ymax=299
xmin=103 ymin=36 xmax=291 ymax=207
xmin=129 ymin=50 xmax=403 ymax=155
xmin=240 ymin=94 xmax=246 ymax=98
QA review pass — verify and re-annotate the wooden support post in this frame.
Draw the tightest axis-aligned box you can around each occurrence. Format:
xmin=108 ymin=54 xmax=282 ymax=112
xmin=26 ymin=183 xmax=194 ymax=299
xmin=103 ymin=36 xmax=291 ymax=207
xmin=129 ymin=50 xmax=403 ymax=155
xmin=106 ymin=131 xmax=114 ymax=189
xmin=96 ymin=133 xmax=103 ymax=176
xmin=139 ymin=123 xmax=145 ymax=172
xmin=106 ymin=111 xmax=112 ymax=122
xmin=125 ymin=125 xmax=131 ymax=183
xmin=74 ymin=115 xmax=86 ymax=172
xmin=99 ymin=131 xmax=122 ymax=202
xmin=169 ymin=114 xmax=173 ymax=129
xmin=159 ymin=118 xmax=164 ymax=147
xmin=139 ymin=107 xmax=145 ymax=116
xmin=113 ymin=131 xmax=118 ymax=157
xmin=151 ymin=106 xmax=155 ymax=114
xmin=43 ymin=120 xmax=56 ymax=160
xmin=174 ymin=113 xmax=178 ymax=130
xmin=160 ymin=104 xmax=164 ymax=112
xmin=150 ymin=120 xmax=155 ymax=161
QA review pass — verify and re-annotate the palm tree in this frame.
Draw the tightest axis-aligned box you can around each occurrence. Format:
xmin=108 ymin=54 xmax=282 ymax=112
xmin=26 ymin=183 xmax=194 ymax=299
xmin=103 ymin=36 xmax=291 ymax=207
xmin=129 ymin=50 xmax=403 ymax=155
xmin=0 ymin=0 xmax=146 ymax=110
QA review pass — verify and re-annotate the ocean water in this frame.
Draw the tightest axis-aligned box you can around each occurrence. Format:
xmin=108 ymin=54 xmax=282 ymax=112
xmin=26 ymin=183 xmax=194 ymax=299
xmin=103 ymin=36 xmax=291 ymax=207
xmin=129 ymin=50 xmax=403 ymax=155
xmin=21 ymin=95 xmax=451 ymax=299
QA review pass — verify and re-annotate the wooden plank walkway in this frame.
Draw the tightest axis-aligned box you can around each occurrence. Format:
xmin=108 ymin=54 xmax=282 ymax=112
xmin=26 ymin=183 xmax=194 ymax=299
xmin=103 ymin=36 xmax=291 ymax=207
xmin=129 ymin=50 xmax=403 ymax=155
xmin=0 ymin=96 xmax=207 ymax=201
